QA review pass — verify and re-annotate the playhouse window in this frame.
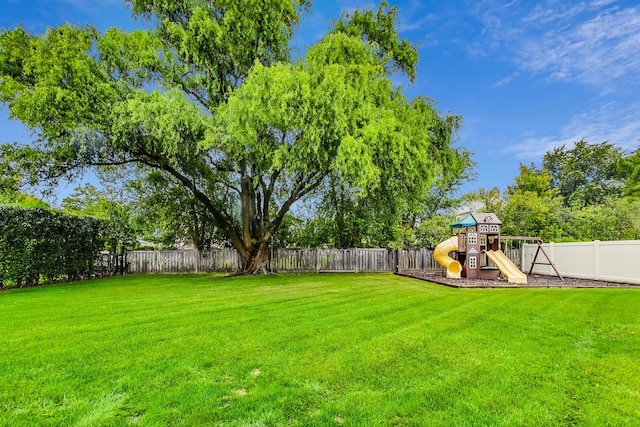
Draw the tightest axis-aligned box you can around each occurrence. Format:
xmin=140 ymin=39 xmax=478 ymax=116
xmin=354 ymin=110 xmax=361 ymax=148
xmin=479 ymin=224 xmax=488 ymax=233
xmin=480 ymin=235 xmax=487 ymax=246
xmin=469 ymin=256 xmax=477 ymax=269
xmin=468 ymin=233 xmax=478 ymax=245
xmin=489 ymin=225 xmax=499 ymax=233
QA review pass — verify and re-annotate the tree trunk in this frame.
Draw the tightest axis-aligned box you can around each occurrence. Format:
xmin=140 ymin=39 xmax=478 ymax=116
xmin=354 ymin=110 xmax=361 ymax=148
xmin=238 ymin=242 xmax=270 ymax=275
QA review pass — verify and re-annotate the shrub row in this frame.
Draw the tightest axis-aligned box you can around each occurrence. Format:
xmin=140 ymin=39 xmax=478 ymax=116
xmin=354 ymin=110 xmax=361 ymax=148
xmin=0 ymin=206 xmax=106 ymax=288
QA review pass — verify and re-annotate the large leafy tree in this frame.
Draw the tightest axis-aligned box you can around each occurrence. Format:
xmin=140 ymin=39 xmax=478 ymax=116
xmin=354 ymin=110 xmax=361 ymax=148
xmin=284 ymin=107 xmax=472 ymax=249
xmin=0 ymin=1 xmax=463 ymax=273
xmin=618 ymin=148 xmax=640 ymax=199
xmin=499 ymin=164 xmax=564 ymax=240
xmin=542 ymin=140 xmax=624 ymax=207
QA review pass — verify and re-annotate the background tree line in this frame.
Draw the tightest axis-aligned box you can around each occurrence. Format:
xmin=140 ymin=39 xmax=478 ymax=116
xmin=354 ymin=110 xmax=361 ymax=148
xmin=4 ymin=139 xmax=639 ymax=251
xmin=472 ymin=140 xmax=640 ymax=243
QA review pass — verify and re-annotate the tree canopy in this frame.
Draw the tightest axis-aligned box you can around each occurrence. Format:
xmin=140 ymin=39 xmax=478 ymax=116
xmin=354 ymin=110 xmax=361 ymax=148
xmin=542 ymin=140 xmax=624 ymax=207
xmin=0 ymin=1 xmax=467 ymax=272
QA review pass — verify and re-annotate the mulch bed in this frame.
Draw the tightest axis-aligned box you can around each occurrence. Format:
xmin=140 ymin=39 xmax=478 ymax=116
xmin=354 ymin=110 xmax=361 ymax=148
xmin=397 ymin=271 xmax=639 ymax=289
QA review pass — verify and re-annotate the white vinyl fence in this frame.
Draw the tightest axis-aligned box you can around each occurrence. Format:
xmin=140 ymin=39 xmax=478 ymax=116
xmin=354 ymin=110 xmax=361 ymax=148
xmin=523 ymin=240 xmax=640 ymax=285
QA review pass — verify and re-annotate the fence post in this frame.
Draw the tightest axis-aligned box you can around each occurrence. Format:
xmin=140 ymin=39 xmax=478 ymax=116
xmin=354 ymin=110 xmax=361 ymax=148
xmin=593 ymin=240 xmax=600 ymax=281
xmin=393 ymin=249 xmax=398 ymax=273
xmin=354 ymin=248 xmax=360 ymax=273
xmin=154 ymin=249 xmax=158 ymax=273
xmin=315 ymin=248 xmax=320 ymax=273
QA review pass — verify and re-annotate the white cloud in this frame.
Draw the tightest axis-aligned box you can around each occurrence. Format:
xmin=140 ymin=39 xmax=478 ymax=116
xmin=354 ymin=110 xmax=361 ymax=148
xmin=529 ymin=8 xmax=640 ymax=85
xmin=398 ymin=13 xmax=438 ymax=32
xmin=590 ymin=0 xmax=618 ymax=7
xmin=522 ymin=3 xmax=587 ymax=24
xmin=491 ymin=72 xmax=519 ymax=88
xmin=59 ymin=0 xmax=121 ymax=8
xmin=476 ymin=1 xmax=640 ymax=88
xmin=340 ymin=2 xmax=377 ymax=16
xmin=503 ymin=101 xmax=640 ymax=159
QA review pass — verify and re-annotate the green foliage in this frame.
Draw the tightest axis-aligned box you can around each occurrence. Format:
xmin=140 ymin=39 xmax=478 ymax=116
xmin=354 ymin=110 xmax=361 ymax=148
xmin=496 ymin=144 xmax=640 ymax=243
xmin=507 ymin=163 xmax=557 ymax=198
xmin=414 ymin=215 xmax=457 ymax=248
xmin=0 ymin=206 xmax=105 ymax=287
xmin=129 ymin=173 xmax=227 ymax=251
xmin=501 ymin=192 xmax=565 ymax=241
xmin=464 ymin=187 xmax=504 ymax=216
xmin=0 ymin=190 xmax=49 ymax=209
xmin=618 ymin=148 xmax=640 ymax=199
xmin=0 ymin=146 xmax=50 ymax=208
xmin=127 ymin=0 xmax=310 ymax=107
xmin=284 ymin=174 xmax=432 ymax=250
xmin=500 ymin=163 xmax=565 ymax=240
xmin=333 ymin=1 xmax=418 ymax=81
xmin=542 ymin=140 xmax=624 ymax=207
xmin=61 ymin=183 xmax=136 ymax=252
xmin=278 ymin=98 xmax=468 ymax=249
xmin=422 ymin=146 xmax=475 ymax=218
xmin=568 ymin=198 xmax=640 ymax=241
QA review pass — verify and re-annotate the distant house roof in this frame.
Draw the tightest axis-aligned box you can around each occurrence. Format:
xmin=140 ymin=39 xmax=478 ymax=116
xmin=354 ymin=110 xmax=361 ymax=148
xmin=455 ymin=200 xmax=485 ymax=219
xmin=450 ymin=212 xmax=502 ymax=228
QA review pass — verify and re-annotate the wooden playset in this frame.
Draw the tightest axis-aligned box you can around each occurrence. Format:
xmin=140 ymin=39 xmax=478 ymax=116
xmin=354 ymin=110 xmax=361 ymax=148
xmin=434 ymin=212 xmax=562 ymax=284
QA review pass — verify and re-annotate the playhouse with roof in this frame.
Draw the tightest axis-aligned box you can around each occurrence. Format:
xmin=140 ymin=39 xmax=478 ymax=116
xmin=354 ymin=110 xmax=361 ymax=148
xmin=434 ymin=212 xmax=529 ymax=284
xmin=451 ymin=212 xmax=505 ymax=280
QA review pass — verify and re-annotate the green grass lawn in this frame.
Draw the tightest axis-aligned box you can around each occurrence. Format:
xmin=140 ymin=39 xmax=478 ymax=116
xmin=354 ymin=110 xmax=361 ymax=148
xmin=1 ymin=273 xmax=639 ymax=426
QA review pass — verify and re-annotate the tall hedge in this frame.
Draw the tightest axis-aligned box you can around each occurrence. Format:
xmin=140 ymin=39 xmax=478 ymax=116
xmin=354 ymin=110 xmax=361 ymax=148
xmin=0 ymin=206 xmax=106 ymax=288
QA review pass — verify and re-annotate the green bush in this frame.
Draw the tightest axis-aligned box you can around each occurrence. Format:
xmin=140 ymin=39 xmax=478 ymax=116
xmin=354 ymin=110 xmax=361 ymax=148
xmin=0 ymin=206 xmax=106 ymax=288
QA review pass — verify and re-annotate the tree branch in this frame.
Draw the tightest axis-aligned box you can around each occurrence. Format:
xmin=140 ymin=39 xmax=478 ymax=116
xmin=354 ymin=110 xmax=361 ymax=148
xmin=135 ymin=151 xmax=248 ymax=257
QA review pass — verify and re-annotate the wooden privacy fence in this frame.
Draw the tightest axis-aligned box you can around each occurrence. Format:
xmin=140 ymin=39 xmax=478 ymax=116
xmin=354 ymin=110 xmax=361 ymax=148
xmin=127 ymin=249 xmax=240 ymax=273
xmin=271 ymin=248 xmax=396 ymax=272
xmin=397 ymin=248 xmax=442 ymax=271
xmin=127 ymin=248 xmax=401 ymax=273
xmin=125 ymin=247 xmax=522 ymax=274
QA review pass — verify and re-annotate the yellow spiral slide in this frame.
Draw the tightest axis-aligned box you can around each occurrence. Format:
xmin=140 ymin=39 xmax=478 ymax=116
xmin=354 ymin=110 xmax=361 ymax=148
xmin=434 ymin=236 xmax=462 ymax=278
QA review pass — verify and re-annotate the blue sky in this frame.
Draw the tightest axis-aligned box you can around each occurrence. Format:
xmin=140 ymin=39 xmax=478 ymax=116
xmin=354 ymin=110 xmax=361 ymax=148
xmin=1 ymin=0 xmax=639 ymax=204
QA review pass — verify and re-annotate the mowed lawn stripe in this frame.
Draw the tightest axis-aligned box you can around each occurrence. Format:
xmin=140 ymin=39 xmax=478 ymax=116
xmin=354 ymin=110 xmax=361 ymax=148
xmin=1 ymin=273 xmax=639 ymax=426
